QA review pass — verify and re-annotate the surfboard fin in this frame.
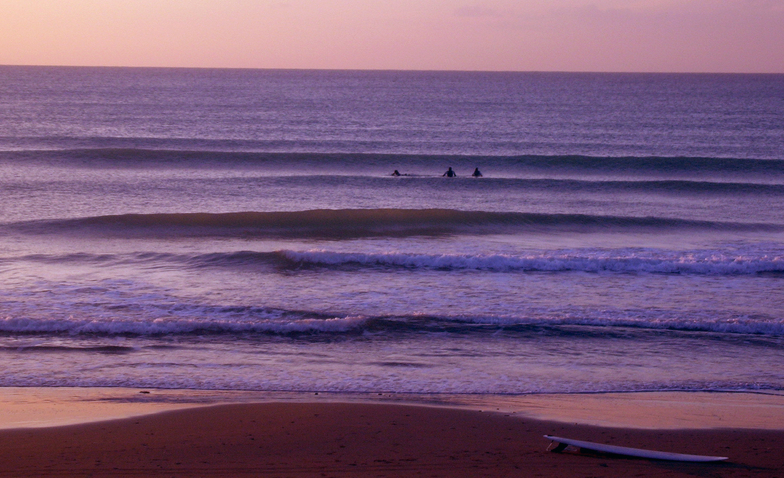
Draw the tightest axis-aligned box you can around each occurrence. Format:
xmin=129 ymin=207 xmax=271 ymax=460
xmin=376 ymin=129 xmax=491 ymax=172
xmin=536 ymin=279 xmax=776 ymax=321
xmin=547 ymin=440 xmax=569 ymax=453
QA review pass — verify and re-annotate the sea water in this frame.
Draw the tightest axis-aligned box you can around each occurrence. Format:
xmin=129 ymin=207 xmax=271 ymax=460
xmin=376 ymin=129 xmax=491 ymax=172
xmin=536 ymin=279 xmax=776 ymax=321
xmin=0 ymin=67 xmax=783 ymax=395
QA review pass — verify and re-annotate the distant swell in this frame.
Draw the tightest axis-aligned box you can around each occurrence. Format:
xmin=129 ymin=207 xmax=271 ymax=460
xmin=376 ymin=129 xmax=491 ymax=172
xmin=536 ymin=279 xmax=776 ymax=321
xmin=10 ymin=209 xmax=782 ymax=238
xmin=3 ymin=149 xmax=784 ymax=174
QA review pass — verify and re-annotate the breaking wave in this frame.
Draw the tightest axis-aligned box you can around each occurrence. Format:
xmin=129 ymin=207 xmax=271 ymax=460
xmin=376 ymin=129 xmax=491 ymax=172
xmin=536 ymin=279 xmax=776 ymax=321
xmin=278 ymin=249 xmax=784 ymax=275
xmin=1 ymin=311 xmax=782 ymax=337
xmin=13 ymin=247 xmax=784 ymax=275
xmin=0 ymin=314 xmax=368 ymax=336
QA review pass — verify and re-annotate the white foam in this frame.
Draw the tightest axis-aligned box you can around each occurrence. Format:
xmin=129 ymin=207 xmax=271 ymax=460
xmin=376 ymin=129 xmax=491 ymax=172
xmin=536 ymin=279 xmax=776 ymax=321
xmin=0 ymin=315 xmax=368 ymax=335
xmin=451 ymin=314 xmax=784 ymax=336
xmin=2 ymin=310 xmax=781 ymax=337
xmin=281 ymin=249 xmax=784 ymax=275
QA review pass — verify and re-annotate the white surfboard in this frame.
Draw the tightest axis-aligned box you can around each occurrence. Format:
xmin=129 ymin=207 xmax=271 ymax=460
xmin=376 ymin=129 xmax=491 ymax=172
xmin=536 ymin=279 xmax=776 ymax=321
xmin=544 ymin=435 xmax=728 ymax=462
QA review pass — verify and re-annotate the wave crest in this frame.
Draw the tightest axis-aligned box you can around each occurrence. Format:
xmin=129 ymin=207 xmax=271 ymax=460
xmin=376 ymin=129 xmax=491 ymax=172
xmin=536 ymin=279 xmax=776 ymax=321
xmin=0 ymin=315 xmax=368 ymax=336
xmin=279 ymin=249 xmax=784 ymax=275
xmin=14 ymin=248 xmax=784 ymax=275
xmin=11 ymin=209 xmax=781 ymax=238
xmin=1 ymin=313 xmax=781 ymax=337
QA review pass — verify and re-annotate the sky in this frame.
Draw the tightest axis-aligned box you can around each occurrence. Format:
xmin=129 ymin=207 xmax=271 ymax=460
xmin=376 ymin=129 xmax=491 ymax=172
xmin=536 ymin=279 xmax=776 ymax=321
xmin=1 ymin=0 xmax=783 ymax=73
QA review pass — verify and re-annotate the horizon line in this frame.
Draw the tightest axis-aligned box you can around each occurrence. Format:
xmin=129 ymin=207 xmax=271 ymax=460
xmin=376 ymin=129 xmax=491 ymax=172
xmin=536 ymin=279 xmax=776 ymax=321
xmin=2 ymin=63 xmax=782 ymax=76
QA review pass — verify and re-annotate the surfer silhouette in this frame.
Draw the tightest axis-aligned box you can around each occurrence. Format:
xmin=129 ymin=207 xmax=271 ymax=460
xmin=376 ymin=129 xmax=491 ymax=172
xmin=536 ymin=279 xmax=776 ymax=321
xmin=391 ymin=170 xmax=401 ymax=176
xmin=471 ymin=167 xmax=482 ymax=177
xmin=443 ymin=167 xmax=456 ymax=177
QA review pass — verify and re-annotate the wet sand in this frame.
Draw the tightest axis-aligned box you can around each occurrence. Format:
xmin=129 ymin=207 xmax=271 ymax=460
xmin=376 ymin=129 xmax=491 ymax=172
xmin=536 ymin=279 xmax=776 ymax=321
xmin=4 ymin=388 xmax=784 ymax=430
xmin=1 ymin=394 xmax=783 ymax=477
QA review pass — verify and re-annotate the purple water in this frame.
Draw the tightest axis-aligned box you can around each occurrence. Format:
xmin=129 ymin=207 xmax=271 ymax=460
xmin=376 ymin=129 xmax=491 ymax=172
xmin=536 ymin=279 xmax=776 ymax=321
xmin=1 ymin=67 xmax=783 ymax=395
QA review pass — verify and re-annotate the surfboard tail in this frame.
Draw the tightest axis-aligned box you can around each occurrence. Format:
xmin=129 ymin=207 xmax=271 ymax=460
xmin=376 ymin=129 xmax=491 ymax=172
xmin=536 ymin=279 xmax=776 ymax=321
xmin=544 ymin=435 xmax=728 ymax=462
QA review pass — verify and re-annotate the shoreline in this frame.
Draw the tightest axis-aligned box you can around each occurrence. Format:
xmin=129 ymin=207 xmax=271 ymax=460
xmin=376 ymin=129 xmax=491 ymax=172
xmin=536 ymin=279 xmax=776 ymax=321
xmin=2 ymin=387 xmax=784 ymax=430
xmin=1 ymin=396 xmax=783 ymax=477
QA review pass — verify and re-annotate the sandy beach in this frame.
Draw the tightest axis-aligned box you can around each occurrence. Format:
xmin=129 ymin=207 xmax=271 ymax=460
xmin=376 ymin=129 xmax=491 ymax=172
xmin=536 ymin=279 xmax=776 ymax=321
xmin=0 ymin=390 xmax=782 ymax=477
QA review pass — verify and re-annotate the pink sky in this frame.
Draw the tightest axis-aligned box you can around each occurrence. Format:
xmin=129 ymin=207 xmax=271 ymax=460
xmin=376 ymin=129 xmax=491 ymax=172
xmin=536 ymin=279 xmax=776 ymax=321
xmin=2 ymin=0 xmax=782 ymax=73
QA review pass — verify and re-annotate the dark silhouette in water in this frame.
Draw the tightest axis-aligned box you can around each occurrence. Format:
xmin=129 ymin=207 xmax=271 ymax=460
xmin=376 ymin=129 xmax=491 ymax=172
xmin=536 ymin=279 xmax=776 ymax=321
xmin=472 ymin=168 xmax=483 ymax=177
xmin=443 ymin=167 xmax=456 ymax=177
xmin=391 ymin=170 xmax=401 ymax=176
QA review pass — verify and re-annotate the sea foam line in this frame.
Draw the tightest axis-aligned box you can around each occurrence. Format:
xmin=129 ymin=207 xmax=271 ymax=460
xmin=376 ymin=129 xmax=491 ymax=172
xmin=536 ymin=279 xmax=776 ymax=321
xmin=8 ymin=247 xmax=784 ymax=275
xmin=0 ymin=315 xmax=368 ymax=335
xmin=280 ymin=249 xmax=784 ymax=275
xmin=1 ymin=313 xmax=782 ymax=336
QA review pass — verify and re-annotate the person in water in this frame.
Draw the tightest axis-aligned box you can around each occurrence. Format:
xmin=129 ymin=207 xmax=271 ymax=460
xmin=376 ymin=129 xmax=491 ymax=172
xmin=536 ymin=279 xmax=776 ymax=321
xmin=471 ymin=167 xmax=482 ymax=177
xmin=391 ymin=170 xmax=401 ymax=176
xmin=443 ymin=167 xmax=456 ymax=177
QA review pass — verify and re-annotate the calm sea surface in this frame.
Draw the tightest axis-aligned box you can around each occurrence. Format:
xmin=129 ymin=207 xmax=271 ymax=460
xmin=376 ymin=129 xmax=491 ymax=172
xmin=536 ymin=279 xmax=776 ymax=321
xmin=1 ymin=66 xmax=783 ymax=395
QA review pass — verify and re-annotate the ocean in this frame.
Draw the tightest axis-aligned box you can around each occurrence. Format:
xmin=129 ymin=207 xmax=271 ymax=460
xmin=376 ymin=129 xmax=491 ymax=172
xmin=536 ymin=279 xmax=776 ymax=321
xmin=1 ymin=66 xmax=783 ymax=396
